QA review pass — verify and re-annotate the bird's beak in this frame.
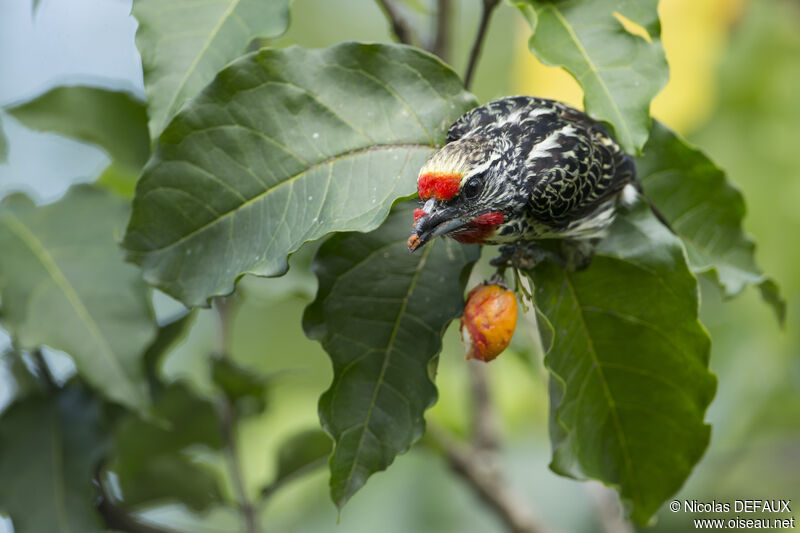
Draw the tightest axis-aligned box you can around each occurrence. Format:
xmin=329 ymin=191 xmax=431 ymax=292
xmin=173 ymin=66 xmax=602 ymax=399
xmin=408 ymin=208 xmax=469 ymax=253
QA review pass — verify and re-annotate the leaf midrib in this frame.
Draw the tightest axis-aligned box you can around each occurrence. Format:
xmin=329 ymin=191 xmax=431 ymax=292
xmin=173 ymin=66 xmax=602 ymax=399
xmin=339 ymin=242 xmax=434 ymax=501
xmin=560 ymin=269 xmax=639 ymax=502
xmin=133 ymin=143 xmax=431 ymax=254
xmin=1 ymin=213 xmax=139 ymax=403
xmin=159 ymin=0 xmax=242 ymax=129
xmin=547 ymin=5 xmax=634 ymax=150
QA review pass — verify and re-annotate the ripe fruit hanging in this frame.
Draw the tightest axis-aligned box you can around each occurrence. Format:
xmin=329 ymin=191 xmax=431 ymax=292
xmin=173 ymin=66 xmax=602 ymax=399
xmin=460 ymin=283 xmax=518 ymax=362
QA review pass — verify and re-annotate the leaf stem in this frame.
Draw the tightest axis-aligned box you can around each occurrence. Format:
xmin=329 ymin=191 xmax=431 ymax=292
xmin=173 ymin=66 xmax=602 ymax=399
xmin=463 ymin=0 xmax=500 ymax=90
xmin=374 ymin=0 xmax=414 ymax=45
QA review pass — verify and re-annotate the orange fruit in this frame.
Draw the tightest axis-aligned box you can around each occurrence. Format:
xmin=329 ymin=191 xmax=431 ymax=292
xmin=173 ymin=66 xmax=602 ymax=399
xmin=460 ymin=283 xmax=518 ymax=362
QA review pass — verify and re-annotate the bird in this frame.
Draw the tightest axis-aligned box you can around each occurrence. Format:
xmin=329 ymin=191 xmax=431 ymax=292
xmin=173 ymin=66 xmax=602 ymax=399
xmin=407 ymin=96 xmax=649 ymax=270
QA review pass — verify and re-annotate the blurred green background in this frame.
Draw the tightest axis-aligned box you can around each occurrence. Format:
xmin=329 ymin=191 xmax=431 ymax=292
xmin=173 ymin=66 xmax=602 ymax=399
xmin=0 ymin=0 xmax=797 ymax=531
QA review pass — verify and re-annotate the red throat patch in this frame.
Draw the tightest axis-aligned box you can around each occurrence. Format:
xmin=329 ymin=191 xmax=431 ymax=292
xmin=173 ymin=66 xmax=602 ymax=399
xmin=452 ymin=212 xmax=505 ymax=244
xmin=472 ymin=212 xmax=505 ymax=227
xmin=418 ymin=172 xmax=461 ymax=201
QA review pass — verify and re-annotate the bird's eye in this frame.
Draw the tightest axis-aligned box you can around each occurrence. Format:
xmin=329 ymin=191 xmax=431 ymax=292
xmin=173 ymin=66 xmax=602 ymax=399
xmin=462 ymin=176 xmax=484 ymax=200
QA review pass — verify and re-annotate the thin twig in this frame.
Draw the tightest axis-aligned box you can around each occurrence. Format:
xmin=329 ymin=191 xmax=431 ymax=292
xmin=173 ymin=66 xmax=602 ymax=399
xmin=214 ymin=298 xmax=260 ymax=533
xmin=431 ymin=0 xmax=452 ymax=60
xmin=220 ymin=398 xmax=260 ymax=533
xmin=463 ymin=0 xmax=501 ymax=89
xmin=213 ymin=296 xmax=236 ymax=354
xmin=374 ymin=0 xmax=414 ymax=45
xmin=427 ymin=424 xmax=551 ymax=533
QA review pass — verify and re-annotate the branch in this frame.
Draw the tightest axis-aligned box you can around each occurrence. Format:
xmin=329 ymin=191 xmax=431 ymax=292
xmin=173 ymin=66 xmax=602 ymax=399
xmin=468 ymin=361 xmax=500 ymax=452
xmin=431 ymin=0 xmax=452 ymax=61
xmin=427 ymin=424 xmax=552 ymax=533
xmin=423 ymin=362 xmax=551 ymax=533
xmin=374 ymin=0 xmax=414 ymax=45
xmin=463 ymin=0 xmax=501 ymax=90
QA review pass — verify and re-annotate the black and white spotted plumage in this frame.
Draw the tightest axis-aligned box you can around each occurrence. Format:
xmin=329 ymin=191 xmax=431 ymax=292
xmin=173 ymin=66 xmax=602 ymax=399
xmin=412 ymin=96 xmax=637 ymax=250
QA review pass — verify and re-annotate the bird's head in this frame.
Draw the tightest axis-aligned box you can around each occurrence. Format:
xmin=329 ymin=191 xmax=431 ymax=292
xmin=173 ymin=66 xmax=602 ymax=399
xmin=408 ymin=136 xmax=515 ymax=252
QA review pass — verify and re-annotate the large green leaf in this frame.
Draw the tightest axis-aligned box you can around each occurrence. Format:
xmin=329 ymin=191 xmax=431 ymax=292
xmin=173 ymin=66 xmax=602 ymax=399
xmin=515 ymin=0 xmax=667 ymax=154
xmin=637 ymin=122 xmax=785 ymax=322
xmin=0 ymin=385 xmax=109 ymax=533
xmin=6 ymin=86 xmax=150 ymax=172
xmin=528 ymin=203 xmax=716 ymax=525
xmin=133 ymin=0 xmax=291 ymax=138
xmin=0 ymin=185 xmax=157 ymax=411
xmin=123 ymin=42 xmax=477 ymax=307
xmin=304 ymin=205 xmax=479 ymax=509
xmin=111 ymin=381 xmax=223 ymax=511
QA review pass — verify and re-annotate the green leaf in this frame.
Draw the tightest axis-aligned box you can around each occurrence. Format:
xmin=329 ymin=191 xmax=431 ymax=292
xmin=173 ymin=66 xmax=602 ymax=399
xmin=262 ymin=429 xmax=332 ymax=498
xmin=123 ymin=42 xmax=477 ymax=307
xmin=757 ymin=279 xmax=785 ymax=325
xmin=636 ymin=122 xmax=785 ymax=323
xmin=144 ymin=311 xmax=197 ymax=395
xmin=6 ymin=86 xmax=150 ymax=172
xmin=0 ymin=185 xmax=157 ymax=411
xmin=0 ymin=115 xmax=7 ymax=163
xmin=111 ymin=381 xmax=223 ymax=511
xmin=0 ymin=385 xmax=109 ymax=533
xmin=96 ymin=161 xmax=140 ymax=199
xmin=117 ymin=454 xmax=223 ymax=512
xmin=515 ymin=0 xmax=667 ymax=154
xmin=528 ymin=203 xmax=716 ymax=525
xmin=0 ymin=349 xmax=40 ymax=401
xmin=304 ymin=205 xmax=479 ymax=509
xmin=211 ymin=357 xmax=268 ymax=417
xmin=133 ymin=0 xmax=291 ymax=138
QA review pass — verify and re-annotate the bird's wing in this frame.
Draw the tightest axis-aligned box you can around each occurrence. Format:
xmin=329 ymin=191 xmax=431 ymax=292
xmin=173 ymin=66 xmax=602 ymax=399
xmin=524 ymin=118 xmax=635 ymax=228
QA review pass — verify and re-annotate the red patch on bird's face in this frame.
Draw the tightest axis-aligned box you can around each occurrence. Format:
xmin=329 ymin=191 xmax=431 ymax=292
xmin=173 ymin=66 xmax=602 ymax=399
xmin=472 ymin=212 xmax=505 ymax=227
xmin=418 ymin=172 xmax=461 ymax=201
xmin=452 ymin=212 xmax=505 ymax=244
xmin=413 ymin=209 xmax=426 ymax=222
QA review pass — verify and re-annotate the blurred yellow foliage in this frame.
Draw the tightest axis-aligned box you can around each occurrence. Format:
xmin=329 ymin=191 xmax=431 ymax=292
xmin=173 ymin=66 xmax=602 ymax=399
xmin=511 ymin=0 xmax=746 ymax=134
